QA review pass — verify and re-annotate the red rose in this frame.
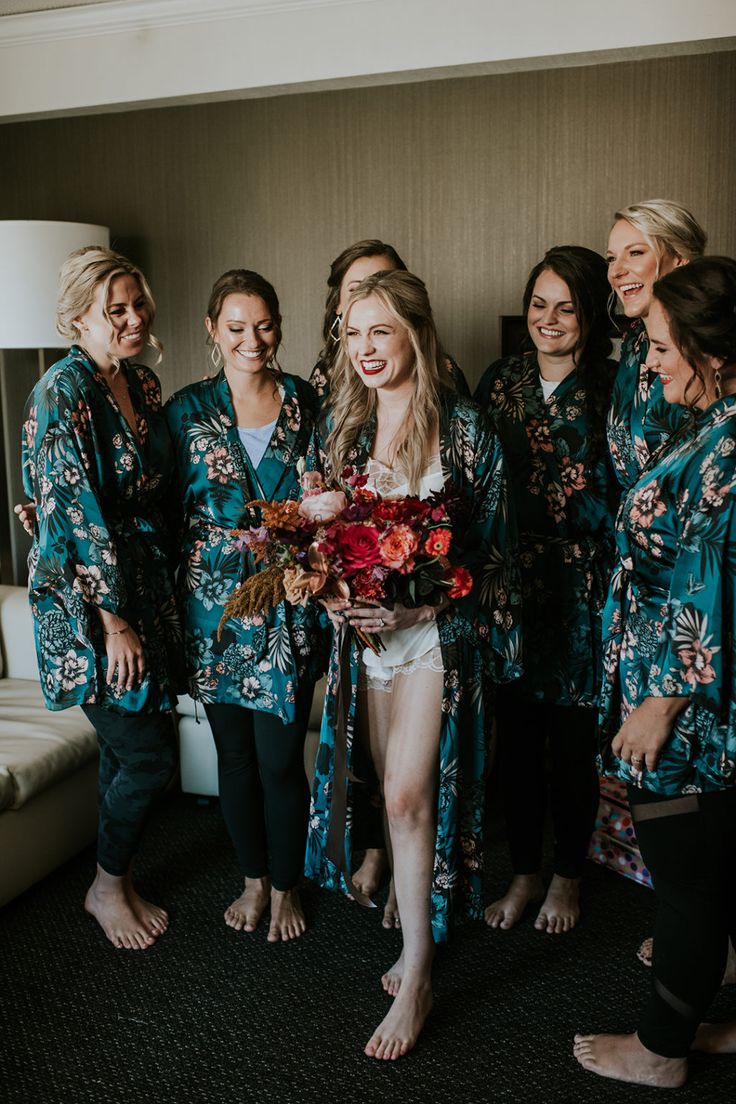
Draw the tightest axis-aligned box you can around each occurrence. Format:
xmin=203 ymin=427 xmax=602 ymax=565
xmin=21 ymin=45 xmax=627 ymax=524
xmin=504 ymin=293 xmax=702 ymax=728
xmin=336 ymin=523 xmax=381 ymax=576
xmin=447 ymin=565 xmax=473 ymax=599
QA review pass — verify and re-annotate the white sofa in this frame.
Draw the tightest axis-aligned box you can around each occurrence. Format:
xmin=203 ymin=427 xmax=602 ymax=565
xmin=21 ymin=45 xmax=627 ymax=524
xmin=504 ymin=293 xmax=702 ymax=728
xmin=0 ymin=585 xmax=98 ymax=907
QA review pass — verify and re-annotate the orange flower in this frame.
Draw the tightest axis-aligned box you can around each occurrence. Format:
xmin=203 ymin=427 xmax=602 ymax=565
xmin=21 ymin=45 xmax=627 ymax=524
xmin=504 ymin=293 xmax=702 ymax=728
xmin=256 ymin=499 xmax=303 ymax=532
xmin=379 ymin=524 xmax=419 ymax=570
xmin=424 ymin=529 xmax=452 ymax=556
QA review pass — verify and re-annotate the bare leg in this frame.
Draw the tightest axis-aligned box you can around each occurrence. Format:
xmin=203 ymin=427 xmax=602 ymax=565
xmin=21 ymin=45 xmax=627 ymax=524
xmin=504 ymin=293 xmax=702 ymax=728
xmin=84 ymin=864 xmax=163 ymax=950
xmin=363 ymin=666 xmax=443 ymax=1060
xmin=224 ymin=876 xmax=270 ymax=932
xmin=535 ymin=874 xmax=581 ymax=933
xmin=484 ymin=873 xmax=544 ymax=930
xmin=268 ymin=887 xmax=307 ymax=942
xmin=573 ymin=1033 xmax=687 ymax=1088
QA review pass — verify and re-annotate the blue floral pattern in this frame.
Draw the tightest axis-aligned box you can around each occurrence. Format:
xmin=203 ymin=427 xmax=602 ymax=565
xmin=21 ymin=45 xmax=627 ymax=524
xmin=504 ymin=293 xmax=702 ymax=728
xmin=22 ymin=346 xmax=183 ymax=712
xmin=164 ymin=370 xmax=328 ymax=723
xmin=599 ymin=396 xmax=736 ymax=793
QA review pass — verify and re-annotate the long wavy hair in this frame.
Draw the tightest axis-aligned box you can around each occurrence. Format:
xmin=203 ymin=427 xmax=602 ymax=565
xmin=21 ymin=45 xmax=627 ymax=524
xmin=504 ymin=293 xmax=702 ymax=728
xmin=326 ymin=270 xmax=443 ymax=493
xmin=653 ymin=256 xmax=736 ymax=408
xmin=56 ymin=246 xmax=162 ymax=364
xmin=522 ymin=245 xmax=614 ymax=463
xmin=319 ymin=239 xmax=407 ymax=374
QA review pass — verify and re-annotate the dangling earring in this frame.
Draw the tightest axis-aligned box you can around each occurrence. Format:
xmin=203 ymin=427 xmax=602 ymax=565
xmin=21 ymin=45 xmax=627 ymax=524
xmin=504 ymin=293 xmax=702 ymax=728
xmin=210 ymin=342 xmax=223 ymax=370
xmin=329 ymin=313 xmax=341 ymax=345
xmin=714 ymin=366 xmax=723 ymax=400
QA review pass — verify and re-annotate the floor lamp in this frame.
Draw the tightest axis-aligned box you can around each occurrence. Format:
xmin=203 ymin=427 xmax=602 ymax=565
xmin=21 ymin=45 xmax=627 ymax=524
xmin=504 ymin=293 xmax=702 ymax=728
xmin=0 ymin=220 xmax=110 ymax=585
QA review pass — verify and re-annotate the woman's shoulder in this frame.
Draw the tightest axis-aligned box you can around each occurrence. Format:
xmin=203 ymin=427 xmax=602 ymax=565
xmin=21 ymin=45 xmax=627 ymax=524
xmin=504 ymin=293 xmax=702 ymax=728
xmin=284 ymin=371 xmax=320 ymax=411
xmin=474 ymin=354 xmax=530 ymax=402
xmin=165 ymin=372 xmax=220 ymax=410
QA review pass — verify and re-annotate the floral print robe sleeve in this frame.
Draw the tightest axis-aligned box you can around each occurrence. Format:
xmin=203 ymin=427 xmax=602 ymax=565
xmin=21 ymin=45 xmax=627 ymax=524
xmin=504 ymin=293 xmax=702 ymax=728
xmin=599 ymin=397 xmax=736 ymax=794
xmin=304 ymin=393 xmax=522 ymax=941
xmin=164 ymin=369 xmax=328 ymax=724
xmin=607 ymin=318 xmax=689 ymax=490
xmin=21 ymin=346 xmax=183 ymax=712
xmin=475 ymin=353 xmax=619 ymax=705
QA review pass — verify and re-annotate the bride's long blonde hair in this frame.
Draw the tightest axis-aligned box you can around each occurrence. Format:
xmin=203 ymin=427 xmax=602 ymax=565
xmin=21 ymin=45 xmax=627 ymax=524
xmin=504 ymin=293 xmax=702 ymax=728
xmin=326 ymin=270 xmax=444 ymax=493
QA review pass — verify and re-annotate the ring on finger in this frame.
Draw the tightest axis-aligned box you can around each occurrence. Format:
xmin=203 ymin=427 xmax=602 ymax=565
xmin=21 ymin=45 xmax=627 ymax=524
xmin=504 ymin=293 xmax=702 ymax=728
xmin=378 ymin=618 xmax=385 ymax=628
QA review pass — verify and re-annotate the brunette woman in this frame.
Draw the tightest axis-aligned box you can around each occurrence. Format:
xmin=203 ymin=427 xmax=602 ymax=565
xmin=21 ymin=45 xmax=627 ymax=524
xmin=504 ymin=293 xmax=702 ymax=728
xmin=475 ymin=246 xmax=618 ymax=933
xmin=165 ymin=270 xmax=326 ymax=941
xmin=575 ymin=257 xmax=736 ymax=1089
xmin=21 ymin=247 xmax=182 ymax=950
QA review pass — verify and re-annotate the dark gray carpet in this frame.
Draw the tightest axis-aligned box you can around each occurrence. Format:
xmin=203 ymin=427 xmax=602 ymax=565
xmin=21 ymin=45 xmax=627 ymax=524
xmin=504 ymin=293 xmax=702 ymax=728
xmin=1 ymin=794 xmax=735 ymax=1104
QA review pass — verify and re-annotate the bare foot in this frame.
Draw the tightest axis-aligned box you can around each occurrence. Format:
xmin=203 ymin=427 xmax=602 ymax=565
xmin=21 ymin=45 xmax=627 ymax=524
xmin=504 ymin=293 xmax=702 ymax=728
xmin=224 ymin=877 xmax=270 ymax=932
xmin=84 ymin=868 xmax=159 ymax=950
xmin=535 ymin=874 xmax=580 ymax=934
xmin=381 ymin=950 xmax=404 ymax=997
xmin=267 ymin=887 xmax=306 ymax=943
xmin=573 ymin=1032 xmax=687 ymax=1088
xmin=365 ymin=981 xmax=433 ymax=1060
xmin=637 ymin=936 xmax=653 ymax=967
xmin=353 ymin=849 xmax=387 ymax=900
xmin=125 ymin=883 xmax=169 ymax=935
xmin=692 ymin=1020 xmax=736 ymax=1054
xmin=484 ymin=873 xmax=544 ymax=930
xmin=382 ymin=878 xmax=401 ymax=930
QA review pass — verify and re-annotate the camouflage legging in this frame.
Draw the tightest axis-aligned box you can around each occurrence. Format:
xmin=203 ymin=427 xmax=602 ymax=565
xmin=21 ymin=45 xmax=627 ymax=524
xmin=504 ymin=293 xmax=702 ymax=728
xmin=82 ymin=705 xmax=177 ymax=876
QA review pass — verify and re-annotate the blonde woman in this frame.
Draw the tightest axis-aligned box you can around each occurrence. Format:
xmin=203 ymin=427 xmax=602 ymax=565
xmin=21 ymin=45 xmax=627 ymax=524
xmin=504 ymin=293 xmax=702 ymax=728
xmin=305 ymin=270 xmax=521 ymax=1059
xmin=606 ymin=198 xmax=706 ymax=490
xmin=20 ymin=247 xmax=182 ymax=950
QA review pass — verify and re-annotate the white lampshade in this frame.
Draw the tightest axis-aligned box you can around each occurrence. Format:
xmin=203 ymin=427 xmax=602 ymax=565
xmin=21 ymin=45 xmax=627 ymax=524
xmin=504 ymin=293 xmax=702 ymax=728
xmin=0 ymin=220 xmax=110 ymax=348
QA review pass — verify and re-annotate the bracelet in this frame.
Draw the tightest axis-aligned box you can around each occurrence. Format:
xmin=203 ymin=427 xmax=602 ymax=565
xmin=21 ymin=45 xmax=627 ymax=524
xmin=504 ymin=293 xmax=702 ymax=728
xmin=104 ymin=626 xmax=129 ymax=636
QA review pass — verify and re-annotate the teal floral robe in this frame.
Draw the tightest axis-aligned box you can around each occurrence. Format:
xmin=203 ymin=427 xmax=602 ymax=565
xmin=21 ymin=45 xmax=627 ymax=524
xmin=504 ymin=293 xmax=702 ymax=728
xmin=303 ymin=394 xmax=523 ymax=941
xmin=21 ymin=346 xmax=183 ymax=713
xmin=599 ymin=396 xmax=736 ymax=794
xmin=309 ymin=354 xmax=470 ymax=405
xmin=607 ymin=319 xmax=688 ymax=490
xmin=164 ymin=370 xmax=327 ymax=723
xmin=475 ymin=353 xmax=619 ymax=705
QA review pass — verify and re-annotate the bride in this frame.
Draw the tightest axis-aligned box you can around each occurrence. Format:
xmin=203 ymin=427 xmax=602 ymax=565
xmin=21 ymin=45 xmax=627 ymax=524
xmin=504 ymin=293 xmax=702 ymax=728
xmin=304 ymin=269 xmax=522 ymax=1059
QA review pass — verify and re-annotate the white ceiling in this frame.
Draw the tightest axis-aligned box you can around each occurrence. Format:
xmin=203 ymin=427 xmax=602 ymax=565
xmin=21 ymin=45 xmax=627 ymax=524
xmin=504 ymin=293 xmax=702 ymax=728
xmin=0 ymin=1 xmax=104 ymax=13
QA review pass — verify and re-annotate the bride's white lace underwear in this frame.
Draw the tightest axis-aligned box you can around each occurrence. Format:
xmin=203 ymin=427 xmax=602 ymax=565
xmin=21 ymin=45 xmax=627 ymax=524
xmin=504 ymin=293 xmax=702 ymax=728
xmin=358 ymin=644 xmax=444 ymax=693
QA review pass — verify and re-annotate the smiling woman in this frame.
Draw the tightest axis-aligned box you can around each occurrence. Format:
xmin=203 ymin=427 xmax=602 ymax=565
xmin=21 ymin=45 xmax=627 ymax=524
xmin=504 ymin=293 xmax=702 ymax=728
xmin=21 ymin=245 xmax=184 ymax=952
xmin=604 ymin=199 xmax=707 ymax=490
xmin=474 ymin=245 xmax=618 ymax=938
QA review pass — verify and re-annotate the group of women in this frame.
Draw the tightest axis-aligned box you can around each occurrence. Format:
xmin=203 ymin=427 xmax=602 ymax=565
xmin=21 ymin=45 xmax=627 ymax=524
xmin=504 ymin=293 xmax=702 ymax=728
xmin=17 ymin=197 xmax=736 ymax=1080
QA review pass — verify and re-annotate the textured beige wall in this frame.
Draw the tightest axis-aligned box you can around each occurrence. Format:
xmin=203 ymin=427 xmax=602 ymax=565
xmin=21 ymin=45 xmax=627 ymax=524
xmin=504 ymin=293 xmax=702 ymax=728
xmin=0 ymin=49 xmax=734 ymax=401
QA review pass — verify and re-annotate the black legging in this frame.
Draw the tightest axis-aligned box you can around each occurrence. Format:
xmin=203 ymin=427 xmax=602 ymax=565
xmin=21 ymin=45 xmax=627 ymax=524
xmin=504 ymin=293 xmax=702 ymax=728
xmin=495 ymin=689 xmax=600 ymax=879
xmin=82 ymin=705 xmax=177 ymax=877
xmin=629 ymin=786 xmax=736 ymax=1057
xmin=204 ymin=686 xmax=314 ymax=892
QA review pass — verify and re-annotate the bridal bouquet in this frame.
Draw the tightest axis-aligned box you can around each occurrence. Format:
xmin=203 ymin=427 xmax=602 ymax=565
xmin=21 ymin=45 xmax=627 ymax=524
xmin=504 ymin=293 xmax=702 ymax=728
xmin=219 ymin=463 xmax=472 ymax=652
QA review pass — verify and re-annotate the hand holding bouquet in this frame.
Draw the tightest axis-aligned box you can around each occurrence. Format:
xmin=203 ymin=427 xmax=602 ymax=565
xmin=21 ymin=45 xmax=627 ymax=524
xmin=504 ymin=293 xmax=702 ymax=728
xmin=219 ymin=463 xmax=472 ymax=652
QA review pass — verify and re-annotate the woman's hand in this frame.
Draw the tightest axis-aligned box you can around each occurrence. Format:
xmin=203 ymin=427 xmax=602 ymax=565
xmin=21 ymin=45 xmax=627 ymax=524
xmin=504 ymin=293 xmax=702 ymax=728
xmin=97 ymin=612 xmax=146 ymax=690
xmin=319 ymin=596 xmax=351 ymax=627
xmin=611 ymin=695 xmax=687 ymax=774
xmin=344 ymin=599 xmax=439 ymax=634
xmin=13 ymin=501 xmax=37 ymax=537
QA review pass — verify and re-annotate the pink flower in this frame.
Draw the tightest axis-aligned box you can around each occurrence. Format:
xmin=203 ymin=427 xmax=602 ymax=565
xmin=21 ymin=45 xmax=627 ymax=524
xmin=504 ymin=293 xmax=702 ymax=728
xmin=298 ymin=490 xmax=348 ymax=523
xmin=679 ymin=640 xmax=717 ymax=686
xmin=205 ymin=447 xmax=235 ymax=484
xmin=630 ymin=482 xmax=666 ymax=528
